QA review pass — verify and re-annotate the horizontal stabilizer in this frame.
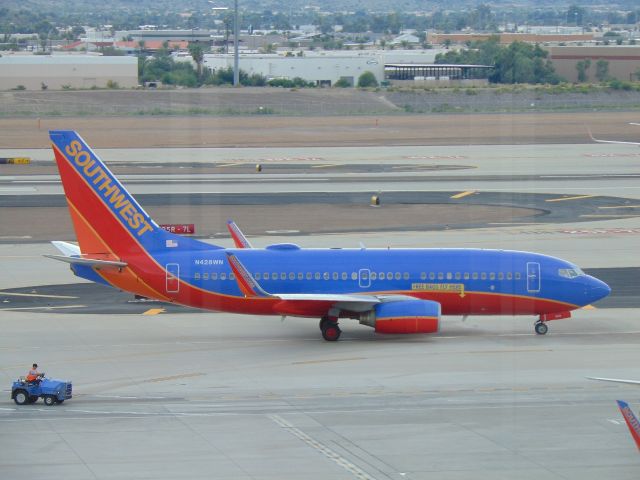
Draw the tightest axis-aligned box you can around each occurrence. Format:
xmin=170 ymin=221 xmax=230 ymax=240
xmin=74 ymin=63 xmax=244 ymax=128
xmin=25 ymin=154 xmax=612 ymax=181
xmin=51 ymin=240 xmax=81 ymax=257
xmin=44 ymin=254 xmax=127 ymax=269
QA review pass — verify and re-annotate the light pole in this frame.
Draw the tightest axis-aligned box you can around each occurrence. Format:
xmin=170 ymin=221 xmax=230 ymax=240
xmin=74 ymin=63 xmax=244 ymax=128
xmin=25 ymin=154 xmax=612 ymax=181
xmin=233 ymin=0 xmax=239 ymax=86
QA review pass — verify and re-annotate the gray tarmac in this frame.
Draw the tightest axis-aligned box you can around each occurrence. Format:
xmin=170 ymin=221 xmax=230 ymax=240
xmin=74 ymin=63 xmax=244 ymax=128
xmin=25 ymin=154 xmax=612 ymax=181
xmin=1 ymin=142 xmax=640 ymax=479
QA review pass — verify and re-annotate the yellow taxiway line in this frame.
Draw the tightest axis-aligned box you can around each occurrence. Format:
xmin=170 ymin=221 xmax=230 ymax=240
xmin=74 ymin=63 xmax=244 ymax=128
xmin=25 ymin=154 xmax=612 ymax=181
xmin=545 ymin=195 xmax=595 ymax=202
xmin=451 ymin=190 xmax=476 ymax=199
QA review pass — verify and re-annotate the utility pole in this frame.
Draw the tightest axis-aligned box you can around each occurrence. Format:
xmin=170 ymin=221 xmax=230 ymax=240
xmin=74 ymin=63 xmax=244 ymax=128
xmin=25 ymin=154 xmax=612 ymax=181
xmin=234 ymin=0 xmax=239 ymax=86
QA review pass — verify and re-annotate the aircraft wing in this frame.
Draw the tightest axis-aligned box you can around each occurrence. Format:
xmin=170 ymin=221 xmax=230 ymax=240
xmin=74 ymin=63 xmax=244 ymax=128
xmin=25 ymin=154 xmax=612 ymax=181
xmin=227 ymin=220 xmax=253 ymax=249
xmin=225 ymin=252 xmax=387 ymax=312
xmin=587 ymin=377 xmax=640 ymax=386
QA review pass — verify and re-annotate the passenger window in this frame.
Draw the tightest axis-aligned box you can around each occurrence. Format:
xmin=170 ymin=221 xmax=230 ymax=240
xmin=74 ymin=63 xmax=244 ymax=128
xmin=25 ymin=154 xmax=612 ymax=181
xmin=211 ymin=273 xmax=218 ymax=280
xmin=498 ymin=272 xmax=504 ymax=280
xmin=438 ymin=272 xmax=444 ymax=280
xmin=230 ymin=273 xmax=235 ymax=280
xmin=515 ymin=272 xmax=521 ymax=280
xmin=455 ymin=272 xmax=461 ymax=280
xmin=429 ymin=272 xmax=435 ymax=280
xmin=323 ymin=272 xmax=329 ymax=280
xmin=221 ymin=273 xmax=227 ymax=280
xmin=195 ymin=272 xmax=201 ymax=279
xmin=342 ymin=272 xmax=348 ymax=280
xmin=361 ymin=271 xmax=369 ymax=280
xmin=507 ymin=272 xmax=513 ymax=280
xmin=280 ymin=273 xmax=286 ymax=280
xmin=289 ymin=272 xmax=295 ymax=280
xmin=332 ymin=272 xmax=338 ymax=280
xmin=481 ymin=273 xmax=487 ymax=280
xmin=379 ymin=272 xmax=385 ymax=280
xmin=395 ymin=272 xmax=401 ymax=280
xmin=272 ymin=273 xmax=278 ymax=280
xmin=403 ymin=272 xmax=409 ymax=280
xmin=446 ymin=272 xmax=452 ymax=280
xmin=464 ymin=272 xmax=469 ymax=280
xmin=255 ymin=273 xmax=261 ymax=280
xmin=387 ymin=272 xmax=393 ymax=280
xmin=420 ymin=272 xmax=426 ymax=280
xmin=298 ymin=272 xmax=303 ymax=280
xmin=352 ymin=272 xmax=358 ymax=280
xmin=306 ymin=272 xmax=312 ymax=280
xmin=203 ymin=273 xmax=209 ymax=280
xmin=489 ymin=273 xmax=495 ymax=280
xmin=371 ymin=272 xmax=377 ymax=280
xmin=314 ymin=272 xmax=321 ymax=280
xmin=472 ymin=272 xmax=478 ymax=280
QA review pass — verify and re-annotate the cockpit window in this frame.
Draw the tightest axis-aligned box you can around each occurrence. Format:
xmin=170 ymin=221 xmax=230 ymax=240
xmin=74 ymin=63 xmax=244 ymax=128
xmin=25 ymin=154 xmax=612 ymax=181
xmin=558 ymin=268 xmax=584 ymax=279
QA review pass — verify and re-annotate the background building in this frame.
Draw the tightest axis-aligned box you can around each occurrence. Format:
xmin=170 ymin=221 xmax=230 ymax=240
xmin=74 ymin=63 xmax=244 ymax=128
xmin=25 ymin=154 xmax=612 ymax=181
xmin=547 ymin=46 xmax=640 ymax=82
xmin=0 ymin=55 xmax=138 ymax=90
xmin=203 ymin=52 xmax=384 ymax=86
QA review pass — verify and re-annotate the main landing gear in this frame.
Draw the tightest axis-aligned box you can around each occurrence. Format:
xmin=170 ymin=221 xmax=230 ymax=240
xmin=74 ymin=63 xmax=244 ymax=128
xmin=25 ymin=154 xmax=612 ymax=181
xmin=534 ymin=320 xmax=548 ymax=335
xmin=320 ymin=316 xmax=341 ymax=342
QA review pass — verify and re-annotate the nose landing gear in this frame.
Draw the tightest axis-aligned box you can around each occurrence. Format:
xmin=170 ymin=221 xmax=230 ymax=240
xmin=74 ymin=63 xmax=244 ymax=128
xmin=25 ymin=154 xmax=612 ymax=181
xmin=534 ymin=320 xmax=548 ymax=335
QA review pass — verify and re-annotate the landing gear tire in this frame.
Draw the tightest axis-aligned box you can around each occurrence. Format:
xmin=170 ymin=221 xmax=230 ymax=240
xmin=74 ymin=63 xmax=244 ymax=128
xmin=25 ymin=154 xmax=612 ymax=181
xmin=321 ymin=322 xmax=342 ymax=342
xmin=535 ymin=321 xmax=548 ymax=335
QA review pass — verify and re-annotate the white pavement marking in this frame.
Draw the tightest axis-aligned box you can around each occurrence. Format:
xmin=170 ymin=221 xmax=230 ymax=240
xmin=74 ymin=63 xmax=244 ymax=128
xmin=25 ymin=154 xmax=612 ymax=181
xmin=0 ymin=305 xmax=86 ymax=311
xmin=269 ymin=414 xmax=377 ymax=480
xmin=0 ymin=291 xmax=77 ymax=299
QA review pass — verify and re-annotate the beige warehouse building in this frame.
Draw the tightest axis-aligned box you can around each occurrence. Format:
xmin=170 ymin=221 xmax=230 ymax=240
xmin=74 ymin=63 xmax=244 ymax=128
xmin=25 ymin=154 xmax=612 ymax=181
xmin=0 ymin=55 xmax=138 ymax=90
xmin=547 ymin=46 xmax=640 ymax=83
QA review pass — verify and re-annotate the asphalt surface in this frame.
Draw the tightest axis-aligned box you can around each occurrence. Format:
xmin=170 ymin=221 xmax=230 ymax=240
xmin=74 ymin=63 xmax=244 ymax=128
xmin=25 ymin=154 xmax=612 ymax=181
xmin=1 ymin=141 xmax=640 ymax=479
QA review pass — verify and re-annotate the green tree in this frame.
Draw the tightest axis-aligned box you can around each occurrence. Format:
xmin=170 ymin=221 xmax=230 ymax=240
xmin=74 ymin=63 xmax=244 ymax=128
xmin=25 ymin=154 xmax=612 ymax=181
xmin=576 ymin=59 xmax=591 ymax=82
xmin=567 ymin=5 xmax=586 ymax=26
xmin=188 ymin=43 xmax=204 ymax=81
xmin=260 ymin=43 xmax=277 ymax=54
xmin=334 ymin=78 xmax=352 ymax=88
xmin=357 ymin=71 xmax=378 ymax=88
xmin=595 ymin=59 xmax=610 ymax=82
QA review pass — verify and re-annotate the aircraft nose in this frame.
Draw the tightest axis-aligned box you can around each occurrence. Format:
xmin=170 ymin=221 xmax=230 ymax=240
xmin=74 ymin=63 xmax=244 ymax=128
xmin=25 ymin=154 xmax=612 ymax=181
xmin=587 ymin=276 xmax=611 ymax=304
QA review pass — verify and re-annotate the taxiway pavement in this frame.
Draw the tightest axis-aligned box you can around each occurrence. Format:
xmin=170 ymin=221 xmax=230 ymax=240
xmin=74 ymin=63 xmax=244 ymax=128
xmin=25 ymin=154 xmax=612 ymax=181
xmin=1 ymin=141 xmax=639 ymax=479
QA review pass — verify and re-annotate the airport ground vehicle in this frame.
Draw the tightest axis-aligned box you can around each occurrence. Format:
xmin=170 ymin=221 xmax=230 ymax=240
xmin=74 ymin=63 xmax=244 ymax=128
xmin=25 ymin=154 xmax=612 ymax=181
xmin=11 ymin=376 xmax=72 ymax=406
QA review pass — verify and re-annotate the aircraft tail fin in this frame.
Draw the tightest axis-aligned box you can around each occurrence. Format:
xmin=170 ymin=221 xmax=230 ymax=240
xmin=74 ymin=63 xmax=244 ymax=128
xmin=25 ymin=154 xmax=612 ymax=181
xmin=616 ymin=400 xmax=640 ymax=451
xmin=49 ymin=130 xmax=216 ymax=257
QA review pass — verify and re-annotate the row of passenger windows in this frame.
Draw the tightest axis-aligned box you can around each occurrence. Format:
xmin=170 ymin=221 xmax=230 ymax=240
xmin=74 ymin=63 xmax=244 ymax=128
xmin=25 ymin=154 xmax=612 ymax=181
xmin=192 ymin=271 xmax=522 ymax=281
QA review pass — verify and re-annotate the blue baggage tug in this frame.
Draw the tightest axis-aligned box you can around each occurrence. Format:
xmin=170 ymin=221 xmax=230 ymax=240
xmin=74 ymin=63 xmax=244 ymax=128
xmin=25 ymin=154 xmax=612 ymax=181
xmin=11 ymin=377 xmax=72 ymax=406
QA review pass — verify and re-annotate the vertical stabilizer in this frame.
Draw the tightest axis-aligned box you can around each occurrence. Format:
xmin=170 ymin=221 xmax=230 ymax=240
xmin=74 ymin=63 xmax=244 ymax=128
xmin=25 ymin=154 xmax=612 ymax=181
xmin=617 ymin=400 xmax=640 ymax=451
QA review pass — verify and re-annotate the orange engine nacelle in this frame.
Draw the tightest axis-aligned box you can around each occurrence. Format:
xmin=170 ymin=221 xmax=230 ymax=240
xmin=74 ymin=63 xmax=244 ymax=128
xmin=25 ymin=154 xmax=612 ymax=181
xmin=360 ymin=300 xmax=441 ymax=334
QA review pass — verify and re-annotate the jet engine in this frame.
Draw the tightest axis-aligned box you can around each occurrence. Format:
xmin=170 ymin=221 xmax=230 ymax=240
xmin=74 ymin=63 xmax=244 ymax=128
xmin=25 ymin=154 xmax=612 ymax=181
xmin=359 ymin=300 xmax=441 ymax=334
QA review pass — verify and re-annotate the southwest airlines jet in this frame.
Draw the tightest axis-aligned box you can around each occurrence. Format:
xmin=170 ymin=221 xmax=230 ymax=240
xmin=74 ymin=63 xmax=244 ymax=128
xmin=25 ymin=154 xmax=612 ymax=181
xmin=47 ymin=131 xmax=610 ymax=341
